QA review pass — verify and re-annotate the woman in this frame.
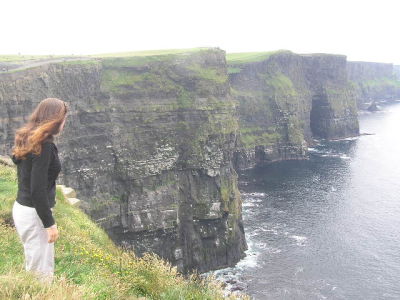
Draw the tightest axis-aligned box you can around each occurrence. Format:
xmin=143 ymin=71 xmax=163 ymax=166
xmin=10 ymin=98 xmax=68 ymax=284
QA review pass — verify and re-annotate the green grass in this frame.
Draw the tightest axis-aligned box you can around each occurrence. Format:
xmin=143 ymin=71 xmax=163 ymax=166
xmin=0 ymin=48 xmax=211 ymax=64
xmin=240 ymin=131 xmax=281 ymax=148
xmin=0 ymin=163 xmax=249 ymax=300
xmin=363 ymin=77 xmax=400 ymax=88
xmin=100 ymin=48 xmax=228 ymax=100
xmin=101 ymin=55 xmax=176 ymax=68
xmin=265 ymin=73 xmax=298 ymax=97
xmin=0 ymin=48 xmax=207 ymax=63
xmin=0 ymin=55 xmax=79 ymax=63
xmin=0 ymin=55 xmax=53 ymax=62
xmin=238 ymin=126 xmax=281 ymax=148
xmin=99 ymin=47 xmax=221 ymax=69
xmin=59 ymin=59 xmax=100 ymax=66
xmin=187 ymin=63 xmax=228 ymax=84
xmin=226 ymin=50 xmax=291 ymax=65
xmin=91 ymin=47 xmax=211 ymax=58
xmin=100 ymin=65 xmax=184 ymax=98
xmin=227 ymin=67 xmax=243 ymax=75
xmin=0 ymin=269 xmax=98 ymax=300
xmin=101 ymin=69 xmax=147 ymax=92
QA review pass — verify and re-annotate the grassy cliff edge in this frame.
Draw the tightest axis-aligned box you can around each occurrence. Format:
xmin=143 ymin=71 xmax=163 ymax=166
xmin=0 ymin=162 xmax=248 ymax=300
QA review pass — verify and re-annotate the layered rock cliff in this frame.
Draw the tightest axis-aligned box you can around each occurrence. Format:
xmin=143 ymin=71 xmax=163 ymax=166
xmin=0 ymin=48 xmax=247 ymax=273
xmin=347 ymin=61 xmax=400 ymax=107
xmin=3 ymin=48 xmax=386 ymax=273
xmin=228 ymin=51 xmax=359 ymax=170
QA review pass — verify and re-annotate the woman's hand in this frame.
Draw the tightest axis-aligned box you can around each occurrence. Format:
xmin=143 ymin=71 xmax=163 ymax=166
xmin=46 ymin=224 xmax=59 ymax=243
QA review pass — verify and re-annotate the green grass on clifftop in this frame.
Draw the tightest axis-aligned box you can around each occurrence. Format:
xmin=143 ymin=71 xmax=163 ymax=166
xmin=0 ymin=48 xmax=213 ymax=65
xmin=91 ymin=47 xmax=211 ymax=58
xmin=0 ymin=163 xmax=248 ymax=300
xmin=226 ymin=50 xmax=291 ymax=65
xmin=0 ymin=55 xmax=79 ymax=63
xmin=0 ymin=55 xmax=53 ymax=62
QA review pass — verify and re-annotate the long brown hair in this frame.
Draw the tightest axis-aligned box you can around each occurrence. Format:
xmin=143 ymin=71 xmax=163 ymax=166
xmin=12 ymin=98 xmax=69 ymax=159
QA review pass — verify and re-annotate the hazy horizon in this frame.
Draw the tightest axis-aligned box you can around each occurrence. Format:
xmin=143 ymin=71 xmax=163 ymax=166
xmin=2 ymin=0 xmax=399 ymax=64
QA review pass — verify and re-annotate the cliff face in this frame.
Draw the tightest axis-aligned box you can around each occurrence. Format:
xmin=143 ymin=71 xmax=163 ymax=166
xmin=4 ymin=48 xmax=387 ymax=272
xmin=347 ymin=61 xmax=400 ymax=107
xmin=0 ymin=48 xmax=247 ymax=273
xmin=303 ymin=54 xmax=359 ymax=140
xmin=228 ymin=51 xmax=359 ymax=170
xmin=394 ymin=65 xmax=400 ymax=80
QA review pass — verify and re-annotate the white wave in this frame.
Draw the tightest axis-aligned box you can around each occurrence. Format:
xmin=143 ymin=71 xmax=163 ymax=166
xmin=235 ymin=249 xmax=259 ymax=269
xmin=330 ymin=136 xmax=359 ymax=141
xmin=295 ymin=267 xmax=304 ymax=275
xmin=241 ymin=192 xmax=266 ymax=203
xmin=209 ymin=239 xmax=260 ymax=278
xmin=319 ymin=153 xmax=350 ymax=158
xmin=315 ymin=152 xmax=350 ymax=159
xmin=342 ymin=136 xmax=359 ymax=141
xmin=256 ymin=241 xmax=268 ymax=249
xmin=241 ymin=192 xmax=266 ymax=197
xmin=251 ymin=198 xmax=264 ymax=203
xmin=319 ymin=154 xmax=340 ymax=157
xmin=289 ymin=235 xmax=308 ymax=246
xmin=308 ymin=148 xmax=326 ymax=154
xmin=260 ymin=228 xmax=278 ymax=235
xmin=246 ymin=228 xmax=262 ymax=237
xmin=242 ymin=202 xmax=257 ymax=207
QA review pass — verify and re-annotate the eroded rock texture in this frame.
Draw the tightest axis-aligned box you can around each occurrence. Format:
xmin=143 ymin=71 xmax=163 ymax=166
xmin=0 ymin=48 xmax=247 ymax=273
xmin=3 ymin=48 xmax=391 ymax=273
xmin=229 ymin=51 xmax=359 ymax=170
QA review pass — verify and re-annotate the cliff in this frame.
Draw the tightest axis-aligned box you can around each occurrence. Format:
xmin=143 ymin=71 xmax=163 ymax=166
xmin=228 ymin=51 xmax=359 ymax=170
xmin=3 ymin=48 xmax=384 ymax=274
xmin=0 ymin=162 xmax=249 ymax=299
xmin=394 ymin=65 xmax=400 ymax=80
xmin=347 ymin=61 xmax=400 ymax=107
xmin=0 ymin=48 xmax=247 ymax=274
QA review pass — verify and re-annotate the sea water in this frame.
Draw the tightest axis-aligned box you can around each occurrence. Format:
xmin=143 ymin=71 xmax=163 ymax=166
xmin=212 ymin=101 xmax=400 ymax=299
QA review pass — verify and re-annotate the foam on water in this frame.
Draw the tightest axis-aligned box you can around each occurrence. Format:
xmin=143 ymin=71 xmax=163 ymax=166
xmin=242 ymin=201 xmax=258 ymax=207
xmin=241 ymin=191 xmax=267 ymax=197
xmin=289 ymin=235 xmax=308 ymax=246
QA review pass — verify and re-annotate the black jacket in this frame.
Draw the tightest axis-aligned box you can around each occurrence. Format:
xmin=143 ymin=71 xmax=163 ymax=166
xmin=11 ymin=138 xmax=61 ymax=228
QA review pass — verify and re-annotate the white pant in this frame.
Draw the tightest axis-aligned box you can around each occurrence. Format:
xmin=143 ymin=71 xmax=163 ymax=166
xmin=12 ymin=200 xmax=55 ymax=283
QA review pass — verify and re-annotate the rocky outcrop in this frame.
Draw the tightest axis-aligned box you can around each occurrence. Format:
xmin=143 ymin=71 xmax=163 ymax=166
xmin=0 ymin=48 xmax=247 ymax=274
xmin=228 ymin=51 xmax=359 ymax=170
xmin=347 ymin=61 xmax=400 ymax=107
xmin=58 ymin=185 xmax=81 ymax=206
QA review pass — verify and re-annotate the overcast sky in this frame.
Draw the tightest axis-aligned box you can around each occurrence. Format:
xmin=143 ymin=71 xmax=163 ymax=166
xmin=1 ymin=0 xmax=399 ymax=64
